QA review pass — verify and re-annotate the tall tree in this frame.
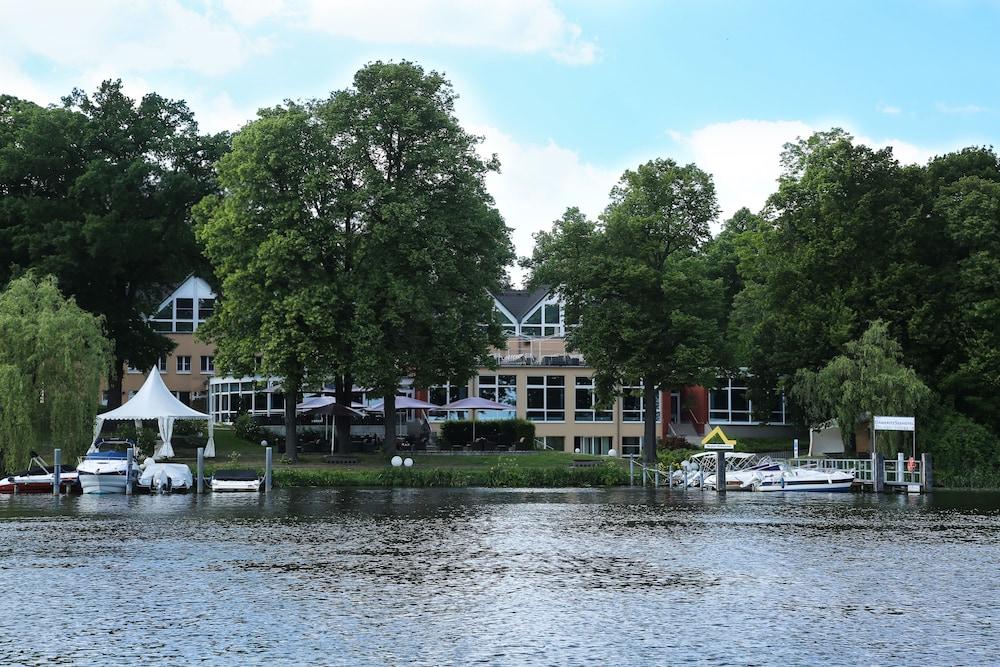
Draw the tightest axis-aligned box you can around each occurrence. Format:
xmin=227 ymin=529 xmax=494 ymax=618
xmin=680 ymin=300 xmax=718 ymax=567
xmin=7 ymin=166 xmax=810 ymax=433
xmin=0 ymin=82 xmax=228 ymax=407
xmin=195 ymin=103 xmax=355 ymax=462
xmin=339 ymin=61 xmax=514 ymax=454
xmin=528 ymin=158 xmax=725 ymax=464
xmin=0 ymin=275 xmax=111 ymax=472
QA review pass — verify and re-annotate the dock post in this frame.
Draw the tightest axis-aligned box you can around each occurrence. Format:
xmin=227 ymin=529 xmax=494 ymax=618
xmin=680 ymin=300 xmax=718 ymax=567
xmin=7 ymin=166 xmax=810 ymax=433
xmin=921 ymin=452 xmax=933 ymax=492
xmin=53 ymin=448 xmax=61 ymax=496
xmin=196 ymin=447 xmax=204 ymax=494
xmin=629 ymin=456 xmax=634 ymax=486
xmin=897 ymin=452 xmax=905 ymax=484
xmin=265 ymin=446 xmax=273 ymax=494
xmin=668 ymin=465 xmax=673 ymax=489
xmin=125 ymin=447 xmax=134 ymax=496
xmin=654 ymin=467 xmax=659 ymax=488
xmin=872 ymin=452 xmax=884 ymax=493
xmin=716 ymin=451 xmax=726 ymax=494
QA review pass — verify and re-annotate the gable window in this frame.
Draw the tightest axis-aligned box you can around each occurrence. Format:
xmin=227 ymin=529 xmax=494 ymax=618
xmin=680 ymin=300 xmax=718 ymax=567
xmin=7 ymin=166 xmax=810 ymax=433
xmin=495 ymin=307 xmax=516 ymax=335
xmin=198 ymin=298 xmax=214 ymax=322
xmin=526 ymin=375 xmax=565 ymax=421
xmin=521 ymin=300 xmax=563 ymax=337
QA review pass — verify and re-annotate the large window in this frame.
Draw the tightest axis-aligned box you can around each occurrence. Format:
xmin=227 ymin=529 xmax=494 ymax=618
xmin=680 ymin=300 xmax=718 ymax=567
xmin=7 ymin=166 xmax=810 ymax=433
xmin=709 ymin=377 xmax=789 ymax=424
xmin=495 ymin=308 xmax=516 ymax=335
xmin=574 ymin=377 xmax=612 ymax=422
xmin=478 ymin=374 xmax=517 ymax=419
xmin=527 ymin=375 xmax=565 ymax=421
xmin=575 ymin=436 xmax=612 ymax=455
xmin=521 ymin=300 xmax=563 ymax=337
xmin=201 ymin=355 xmax=215 ymax=374
xmin=621 ymin=436 xmax=642 ymax=457
xmin=149 ymin=295 xmax=215 ymax=333
xmin=429 ymin=382 xmax=470 ymax=421
xmin=622 ymin=383 xmax=660 ymax=422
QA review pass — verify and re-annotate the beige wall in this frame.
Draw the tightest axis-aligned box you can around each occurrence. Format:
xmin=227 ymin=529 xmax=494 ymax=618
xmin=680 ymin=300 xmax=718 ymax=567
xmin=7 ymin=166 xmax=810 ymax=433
xmin=114 ymin=333 xmax=216 ymax=406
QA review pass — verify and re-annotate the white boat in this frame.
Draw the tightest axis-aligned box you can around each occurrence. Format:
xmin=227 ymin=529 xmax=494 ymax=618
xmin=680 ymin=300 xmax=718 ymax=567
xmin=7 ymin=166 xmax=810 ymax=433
xmin=702 ymin=462 xmax=784 ymax=491
xmin=210 ymin=470 xmax=262 ymax=492
xmin=78 ymin=439 xmax=139 ymax=495
xmin=137 ymin=461 xmax=193 ymax=494
xmin=0 ymin=454 xmax=79 ymax=494
xmin=749 ymin=465 xmax=855 ymax=492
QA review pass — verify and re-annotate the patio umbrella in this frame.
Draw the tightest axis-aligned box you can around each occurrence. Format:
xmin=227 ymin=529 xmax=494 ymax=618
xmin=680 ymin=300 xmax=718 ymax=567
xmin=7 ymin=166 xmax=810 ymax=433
xmin=437 ymin=396 xmax=513 ymax=444
xmin=368 ymin=396 xmax=441 ymax=412
xmin=295 ymin=396 xmax=366 ymax=453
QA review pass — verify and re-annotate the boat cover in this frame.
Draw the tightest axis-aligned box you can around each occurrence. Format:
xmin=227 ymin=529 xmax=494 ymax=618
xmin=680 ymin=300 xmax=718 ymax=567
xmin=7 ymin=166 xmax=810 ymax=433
xmin=213 ymin=470 xmax=260 ymax=481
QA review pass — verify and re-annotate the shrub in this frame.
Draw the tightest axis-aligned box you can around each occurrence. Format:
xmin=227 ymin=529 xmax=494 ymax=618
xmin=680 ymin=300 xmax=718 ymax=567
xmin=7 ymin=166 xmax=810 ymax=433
xmin=657 ymin=448 xmax=700 ymax=470
xmin=233 ymin=414 xmax=262 ymax=442
xmin=657 ymin=435 xmax=691 ymax=450
xmin=439 ymin=418 xmax=535 ymax=448
xmin=922 ymin=404 xmax=1000 ymax=475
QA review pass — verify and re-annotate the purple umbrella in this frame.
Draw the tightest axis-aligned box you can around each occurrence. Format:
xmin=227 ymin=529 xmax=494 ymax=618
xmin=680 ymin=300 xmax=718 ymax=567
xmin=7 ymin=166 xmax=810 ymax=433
xmin=437 ymin=396 xmax=514 ymax=443
xmin=368 ymin=396 xmax=441 ymax=412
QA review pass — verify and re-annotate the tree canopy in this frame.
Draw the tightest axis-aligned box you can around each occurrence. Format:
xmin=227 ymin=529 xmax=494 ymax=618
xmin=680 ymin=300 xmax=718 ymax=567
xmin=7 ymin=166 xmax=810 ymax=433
xmin=528 ymin=159 xmax=725 ymax=463
xmin=0 ymin=81 xmax=228 ymax=407
xmin=0 ymin=275 xmax=111 ymax=472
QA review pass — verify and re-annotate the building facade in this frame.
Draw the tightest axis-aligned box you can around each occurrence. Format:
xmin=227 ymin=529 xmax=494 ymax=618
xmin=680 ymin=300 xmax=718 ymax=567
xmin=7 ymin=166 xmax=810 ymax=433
xmin=121 ymin=278 xmax=800 ymax=454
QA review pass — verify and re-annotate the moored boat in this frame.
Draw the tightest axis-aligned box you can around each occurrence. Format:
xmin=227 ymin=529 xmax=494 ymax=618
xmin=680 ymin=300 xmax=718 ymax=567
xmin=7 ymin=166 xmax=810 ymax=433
xmin=0 ymin=454 xmax=79 ymax=494
xmin=78 ymin=439 xmax=140 ymax=495
xmin=137 ymin=461 xmax=193 ymax=494
xmin=749 ymin=466 xmax=855 ymax=492
xmin=210 ymin=470 xmax=263 ymax=492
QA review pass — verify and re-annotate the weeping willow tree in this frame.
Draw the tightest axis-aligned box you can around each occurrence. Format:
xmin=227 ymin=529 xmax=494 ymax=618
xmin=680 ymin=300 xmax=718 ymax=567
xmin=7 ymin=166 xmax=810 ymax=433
xmin=0 ymin=275 xmax=111 ymax=472
xmin=791 ymin=320 xmax=931 ymax=454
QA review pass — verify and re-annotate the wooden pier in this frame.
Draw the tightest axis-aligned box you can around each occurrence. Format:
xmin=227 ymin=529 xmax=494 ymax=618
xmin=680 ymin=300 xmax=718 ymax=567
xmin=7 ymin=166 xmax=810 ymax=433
xmin=788 ymin=452 xmax=933 ymax=492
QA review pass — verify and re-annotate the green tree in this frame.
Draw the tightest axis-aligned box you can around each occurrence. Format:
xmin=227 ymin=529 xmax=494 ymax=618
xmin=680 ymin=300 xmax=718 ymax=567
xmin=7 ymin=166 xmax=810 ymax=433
xmin=792 ymin=320 xmax=931 ymax=454
xmin=0 ymin=275 xmax=111 ymax=472
xmin=528 ymin=158 xmax=725 ymax=464
xmin=340 ymin=61 xmax=514 ymax=453
xmin=0 ymin=82 xmax=228 ymax=408
xmin=195 ymin=103 xmax=353 ymax=462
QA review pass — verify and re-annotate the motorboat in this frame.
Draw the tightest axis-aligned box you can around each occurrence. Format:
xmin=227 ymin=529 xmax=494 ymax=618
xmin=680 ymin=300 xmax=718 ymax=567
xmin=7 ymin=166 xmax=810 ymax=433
xmin=702 ymin=461 xmax=784 ymax=491
xmin=77 ymin=438 xmax=140 ymax=495
xmin=210 ymin=469 xmax=263 ymax=492
xmin=749 ymin=465 xmax=855 ymax=492
xmin=0 ymin=453 xmax=79 ymax=494
xmin=137 ymin=460 xmax=193 ymax=494
xmin=674 ymin=452 xmax=779 ymax=489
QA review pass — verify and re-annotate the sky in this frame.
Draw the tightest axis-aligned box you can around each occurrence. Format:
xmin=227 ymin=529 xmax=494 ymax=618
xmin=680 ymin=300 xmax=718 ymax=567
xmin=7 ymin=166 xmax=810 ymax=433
xmin=2 ymin=0 xmax=999 ymax=283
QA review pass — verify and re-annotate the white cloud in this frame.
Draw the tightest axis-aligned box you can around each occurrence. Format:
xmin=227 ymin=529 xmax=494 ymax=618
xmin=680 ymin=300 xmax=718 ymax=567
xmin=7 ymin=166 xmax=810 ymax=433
xmin=471 ymin=124 xmax=619 ymax=283
xmin=670 ymin=119 xmax=957 ymax=226
xmin=0 ymin=1 xmax=265 ymax=78
xmin=877 ymin=102 xmax=902 ymax=115
xmin=278 ymin=0 xmax=598 ymax=65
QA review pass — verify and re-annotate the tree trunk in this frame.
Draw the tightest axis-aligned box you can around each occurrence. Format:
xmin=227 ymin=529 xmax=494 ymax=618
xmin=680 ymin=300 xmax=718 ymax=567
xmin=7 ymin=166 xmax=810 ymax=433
xmin=284 ymin=384 xmax=299 ymax=463
xmin=335 ymin=374 xmax=352 ymax=454
xmin=382 ymin=392 xmax=397 ymax=457
xmin=642 ymin=379 xmax=658 ymax=465
xmin=107 ymin=361 xmax=125 ymax=409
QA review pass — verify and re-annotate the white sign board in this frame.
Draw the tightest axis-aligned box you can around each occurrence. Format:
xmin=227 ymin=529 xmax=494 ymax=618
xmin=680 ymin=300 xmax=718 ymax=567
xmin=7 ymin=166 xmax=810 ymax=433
xmin=873 ymin=416 xmax=915 ymax=431
xmin=703 ymin=442 xmax=735 ymax=451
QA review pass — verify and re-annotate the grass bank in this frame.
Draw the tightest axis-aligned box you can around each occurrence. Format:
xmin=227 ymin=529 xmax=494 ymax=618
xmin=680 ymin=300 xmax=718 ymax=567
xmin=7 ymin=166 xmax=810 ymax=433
xmin=175 ymin=427 xmax=629 ymax=488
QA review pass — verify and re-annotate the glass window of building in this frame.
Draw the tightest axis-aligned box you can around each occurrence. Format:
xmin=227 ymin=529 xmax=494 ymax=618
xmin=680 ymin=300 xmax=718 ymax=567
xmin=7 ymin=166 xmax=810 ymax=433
xmin=495 ymin=307 xmax=516 ymax=335
xmin=429 ymin=382 xmax=469 ymax=420
xmin=157 ymin=357 xmax=167 ymax=372
xmin=621 ymin=382 xmax=660 ymax=422
xmin=574 ymin=377 xmax=613 ymax=422
xmin=478 ymin=374 xmax=517 ymax=418
xmin=201 ymin=355 xmax=214 ymax=374
xmin=621 ymin=436 xmax=642 ymax=457
xmin=198 ymin=298 xmax=214 ymax=321
xmin=526 ymin=375 xmax=564 ymax=421
xmin=709 ymin=377 xmax=787 ymax=424
xmin=176 ymin=356 xmax=191 ymax=373
xmin=575 ymin=436 xmax=612 ymax=455
xmin=521 ymin=300 xmax=563 ymax=337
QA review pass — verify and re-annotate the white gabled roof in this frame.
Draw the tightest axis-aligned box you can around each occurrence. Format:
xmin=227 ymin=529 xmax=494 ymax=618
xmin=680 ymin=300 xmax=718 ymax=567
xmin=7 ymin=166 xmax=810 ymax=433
xmin=97 ymin=367 xmax=209 ymax=421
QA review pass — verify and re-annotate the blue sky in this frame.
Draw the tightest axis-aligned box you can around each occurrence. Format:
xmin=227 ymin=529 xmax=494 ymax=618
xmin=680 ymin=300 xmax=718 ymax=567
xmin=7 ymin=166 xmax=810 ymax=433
xmin=2 ymin=0 xmax=998 ymax=280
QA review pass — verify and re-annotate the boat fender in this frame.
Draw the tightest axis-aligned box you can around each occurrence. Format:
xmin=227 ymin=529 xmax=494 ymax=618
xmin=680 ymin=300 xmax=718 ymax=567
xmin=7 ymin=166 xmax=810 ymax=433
xmin=907 ymin=456 xmax=916 ymax=473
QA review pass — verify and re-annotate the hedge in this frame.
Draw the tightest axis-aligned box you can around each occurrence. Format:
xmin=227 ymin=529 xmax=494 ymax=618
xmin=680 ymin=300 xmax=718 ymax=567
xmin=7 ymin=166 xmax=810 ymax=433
xmin=439 ymin=418 xmax=535 ymax=448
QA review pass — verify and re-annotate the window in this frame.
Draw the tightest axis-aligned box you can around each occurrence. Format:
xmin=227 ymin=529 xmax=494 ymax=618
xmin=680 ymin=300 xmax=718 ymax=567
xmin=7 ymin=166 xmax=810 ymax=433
xmin=575 ymin=436 xmax=612 ymax=455
xmin=429 ymin=383 xmax=469 ymax=421
xmin=622 ymin=383 xmax=661 ymax=422
xmin=176 ymin=356 xmax=191 ymax=373
xmin=200 ymin=355 xmax=215 ymax=374
xmin=478 ymin=374 xmax=517 ymax=419
xmin=495 ymin=307 xmax=516 ymax=335
xmin=521 ymin=299 xmax=563 ymax=337
xmin=621 ymin=436 xmax=642 ymax=457
xmin=158 ymin=357 xmax=167 ymax=372
xmin=526 ymin=375 xmax=565 ymax=421
xmin=540 ymin=436 xmax=564 ymax=451
xmin=172 ymin=391 xmax=191 ymax=405
xmin=574 ymin=377 xmax=612 ymax=422
xmin=710 ymin=377 xmax=789 ymax=425
xmin=198 ymin=298 xmax=214 ymax=321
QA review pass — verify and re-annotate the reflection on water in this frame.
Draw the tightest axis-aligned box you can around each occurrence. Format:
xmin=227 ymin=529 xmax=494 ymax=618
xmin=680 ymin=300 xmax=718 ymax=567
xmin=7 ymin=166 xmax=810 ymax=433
xmin=1 ymin=488 xmax=998 ymax=665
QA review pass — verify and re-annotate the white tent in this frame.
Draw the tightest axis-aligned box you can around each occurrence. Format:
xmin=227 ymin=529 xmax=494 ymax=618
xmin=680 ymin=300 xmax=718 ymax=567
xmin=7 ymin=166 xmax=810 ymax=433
xmin=92 ymin=367 xmax=215 ymax=459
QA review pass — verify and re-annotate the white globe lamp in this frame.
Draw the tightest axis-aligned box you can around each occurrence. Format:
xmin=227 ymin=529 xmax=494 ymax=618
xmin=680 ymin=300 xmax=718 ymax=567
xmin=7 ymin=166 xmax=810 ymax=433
xmin=403 ymin=457 xmax=414 ymax=468
xmin=574 ymin=447 xmax=581 ymax=454
xmin=607 ymin=448 xmax=617 ymax=457
xmin=391 ymin=455 xmax=403 ymax=467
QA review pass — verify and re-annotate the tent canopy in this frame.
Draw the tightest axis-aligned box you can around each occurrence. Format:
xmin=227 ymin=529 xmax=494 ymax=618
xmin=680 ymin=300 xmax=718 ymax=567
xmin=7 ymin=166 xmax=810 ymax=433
xmin=93 ymin=367 xmax=213 ymax=459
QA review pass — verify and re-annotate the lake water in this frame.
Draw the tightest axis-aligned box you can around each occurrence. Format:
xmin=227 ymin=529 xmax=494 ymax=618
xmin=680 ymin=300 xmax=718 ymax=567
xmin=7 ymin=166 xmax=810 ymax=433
xmin=1 ymin=488 xmax=999 ymax=666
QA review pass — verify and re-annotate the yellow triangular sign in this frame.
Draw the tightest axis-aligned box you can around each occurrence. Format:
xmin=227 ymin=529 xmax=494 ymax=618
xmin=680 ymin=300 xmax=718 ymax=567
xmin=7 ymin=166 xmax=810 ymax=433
xmin=701 ymin=426 xmax=736 ymax=447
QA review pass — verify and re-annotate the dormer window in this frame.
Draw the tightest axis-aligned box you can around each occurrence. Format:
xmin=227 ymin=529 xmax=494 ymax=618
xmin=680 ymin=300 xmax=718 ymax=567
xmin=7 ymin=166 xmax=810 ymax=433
xmin=521 ymin=300 xmax=563 ymax=337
